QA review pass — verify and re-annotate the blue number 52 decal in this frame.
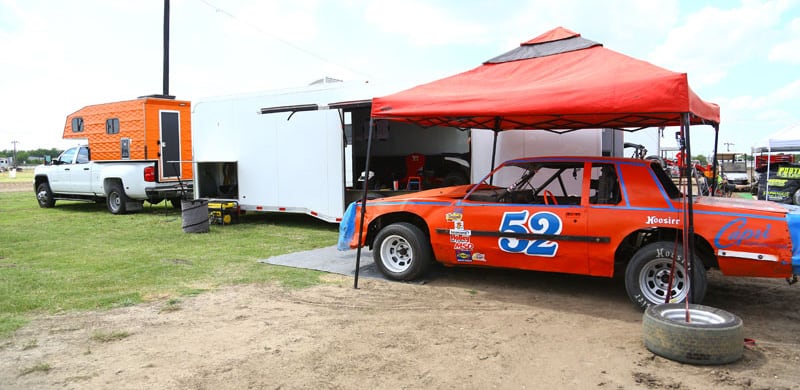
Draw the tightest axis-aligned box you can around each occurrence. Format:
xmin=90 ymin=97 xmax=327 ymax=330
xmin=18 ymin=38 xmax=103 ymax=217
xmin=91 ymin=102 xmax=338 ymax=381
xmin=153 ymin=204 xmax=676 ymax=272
xmin=498 ymin=211 xmax=563 ymax=257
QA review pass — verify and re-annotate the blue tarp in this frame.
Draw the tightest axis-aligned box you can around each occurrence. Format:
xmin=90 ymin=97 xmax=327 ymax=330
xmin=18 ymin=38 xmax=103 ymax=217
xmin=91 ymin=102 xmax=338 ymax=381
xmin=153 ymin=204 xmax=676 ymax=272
xmin=787 ymin=208 xmax=800 ymax=274
xmin=337 ymin=202 xmax=357 ymax=251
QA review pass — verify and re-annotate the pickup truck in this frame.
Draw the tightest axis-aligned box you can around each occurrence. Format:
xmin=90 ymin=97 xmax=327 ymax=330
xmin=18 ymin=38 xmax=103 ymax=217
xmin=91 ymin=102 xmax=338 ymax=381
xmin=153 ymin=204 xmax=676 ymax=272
xmin=34 ymin=145 xmax=191 ymax=214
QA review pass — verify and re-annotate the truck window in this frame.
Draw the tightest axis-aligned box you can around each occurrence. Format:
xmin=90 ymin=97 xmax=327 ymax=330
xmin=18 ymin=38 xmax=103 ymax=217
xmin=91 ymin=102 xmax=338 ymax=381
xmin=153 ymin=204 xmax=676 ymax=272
xmin=77 ymin=147 xmax=90 ymax=164
xmin=58 ymin=147 xmax=78 ymax=164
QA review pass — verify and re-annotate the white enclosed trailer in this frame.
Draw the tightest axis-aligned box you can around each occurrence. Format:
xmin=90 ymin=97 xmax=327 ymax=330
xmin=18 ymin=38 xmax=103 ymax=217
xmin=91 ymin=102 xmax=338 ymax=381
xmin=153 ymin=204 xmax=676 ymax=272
xmin=192 ymin=81 xmax=623 ymax=223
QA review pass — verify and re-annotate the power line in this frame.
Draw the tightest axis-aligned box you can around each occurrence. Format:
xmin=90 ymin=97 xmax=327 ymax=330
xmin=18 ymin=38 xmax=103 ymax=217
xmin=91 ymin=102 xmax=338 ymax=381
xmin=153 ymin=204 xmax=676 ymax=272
xmin=194 ymin=0 xmax=371 ymax=80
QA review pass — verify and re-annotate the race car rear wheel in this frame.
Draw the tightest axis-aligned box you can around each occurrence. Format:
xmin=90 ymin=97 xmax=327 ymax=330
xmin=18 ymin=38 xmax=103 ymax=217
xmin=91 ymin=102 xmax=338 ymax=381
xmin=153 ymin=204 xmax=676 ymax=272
xmin=373 ymin=222 xmax=432 ymax=281
xmin=625 ymin=241 xmax=707 ymax=310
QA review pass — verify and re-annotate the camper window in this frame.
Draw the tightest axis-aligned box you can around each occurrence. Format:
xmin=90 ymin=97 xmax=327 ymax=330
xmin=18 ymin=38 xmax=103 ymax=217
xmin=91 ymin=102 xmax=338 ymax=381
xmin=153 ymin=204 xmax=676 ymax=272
xmin=71 ymin=117 xmax=84 ymax=133
xmin=106 ymin=118 xmax=120 ymax=134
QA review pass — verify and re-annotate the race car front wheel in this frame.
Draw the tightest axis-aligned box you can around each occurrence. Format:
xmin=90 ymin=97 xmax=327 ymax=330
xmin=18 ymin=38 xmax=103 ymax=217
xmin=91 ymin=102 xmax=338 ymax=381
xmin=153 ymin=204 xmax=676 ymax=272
xmin=373 ymin=222 xmax=432 ymax=281
xmin=625 ymin=241 xmax=707 ymax=310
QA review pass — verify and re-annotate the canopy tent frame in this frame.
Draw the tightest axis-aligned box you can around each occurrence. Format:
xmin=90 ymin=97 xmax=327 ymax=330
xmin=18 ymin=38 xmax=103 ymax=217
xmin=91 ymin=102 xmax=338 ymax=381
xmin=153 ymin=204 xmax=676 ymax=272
xmin=350 ymin=28 xmax=722 ymax=301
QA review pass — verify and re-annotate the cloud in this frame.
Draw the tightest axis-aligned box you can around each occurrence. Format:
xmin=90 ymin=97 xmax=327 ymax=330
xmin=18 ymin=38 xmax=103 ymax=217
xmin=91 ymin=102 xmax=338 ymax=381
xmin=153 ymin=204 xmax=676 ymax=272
xmin=768 ymin=17 xmax=800 ymax=63
xmin=363 ymin=1 xmax=488 ymax=46
xmin=648 ymin=0 xmax=790 ymax=87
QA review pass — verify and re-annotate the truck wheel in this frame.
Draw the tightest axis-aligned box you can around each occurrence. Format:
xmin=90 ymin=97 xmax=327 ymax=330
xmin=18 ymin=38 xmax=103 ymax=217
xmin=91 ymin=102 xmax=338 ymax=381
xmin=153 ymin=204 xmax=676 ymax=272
xmin=170 ymin=198 xmax=182 ymax=209
xmin=625 ymin=242 xmax=707 ymax=310
xmin=106 ymin=182 xmax=129 ymax=215
xmin=373 ymin=222 xmax=432 ymax=281
xmin=36 ymin=182 xmax=56 ymax=208
xmin=642 ymin=303 xmax=743 ymax=365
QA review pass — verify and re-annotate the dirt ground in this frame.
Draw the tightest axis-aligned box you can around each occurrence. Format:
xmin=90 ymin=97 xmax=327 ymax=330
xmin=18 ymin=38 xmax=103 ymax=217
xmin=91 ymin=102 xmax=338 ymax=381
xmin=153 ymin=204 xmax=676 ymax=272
xmin=0 ymin=181 xmax=31 ymax=192
xmin=1 ymin=264 xmax=799 ymax=390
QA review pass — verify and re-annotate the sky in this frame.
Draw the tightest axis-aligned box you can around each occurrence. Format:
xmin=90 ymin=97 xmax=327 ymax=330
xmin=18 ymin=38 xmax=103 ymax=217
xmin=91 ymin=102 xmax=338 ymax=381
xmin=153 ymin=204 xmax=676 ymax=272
xmin=0 ymin=0 xmax=798 ymax=158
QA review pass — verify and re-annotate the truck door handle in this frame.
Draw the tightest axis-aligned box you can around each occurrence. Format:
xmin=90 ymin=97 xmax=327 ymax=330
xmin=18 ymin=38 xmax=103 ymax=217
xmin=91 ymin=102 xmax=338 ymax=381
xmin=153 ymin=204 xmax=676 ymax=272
xmin=83 ymin=167 xmax=90 ymax=171
xmin=64 ymin=168 xmax=70 ymax=171
xmin=566 ymin=212 xmax=581 ymax=217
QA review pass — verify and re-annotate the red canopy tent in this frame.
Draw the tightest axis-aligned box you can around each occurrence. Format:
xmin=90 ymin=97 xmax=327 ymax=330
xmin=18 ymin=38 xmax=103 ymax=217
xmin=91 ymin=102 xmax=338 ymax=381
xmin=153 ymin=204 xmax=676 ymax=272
xmin=352 ymin=28 xmax=722 ymax=295
xmin=370 ymin=27 xmax=719 ymax=132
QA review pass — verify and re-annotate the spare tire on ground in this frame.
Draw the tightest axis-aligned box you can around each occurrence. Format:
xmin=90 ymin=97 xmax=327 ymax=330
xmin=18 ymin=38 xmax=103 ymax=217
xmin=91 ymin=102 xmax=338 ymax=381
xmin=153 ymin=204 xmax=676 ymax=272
xmin=642 ymin=303 xmax=743 ymax=365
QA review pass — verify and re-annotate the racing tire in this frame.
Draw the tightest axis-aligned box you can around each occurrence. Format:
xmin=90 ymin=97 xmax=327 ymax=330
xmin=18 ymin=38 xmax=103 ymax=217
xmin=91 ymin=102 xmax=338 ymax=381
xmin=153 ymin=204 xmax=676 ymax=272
xmin=106 ymin=182 xmax=129 ymax=215
xmin=442 ymin=172 xmax=468 ymax=187
xmin=642 ymin=303 xmax=743 ymax=365
xmin=625 ymin=241 xmax=707 ymax=310
xmin=645 ymin=155 xmax=666 ymax=169
xmin=36 ymin=182 xmax=56 ymax=208
xmin=373 ymin=222 xmax=432 ymax=281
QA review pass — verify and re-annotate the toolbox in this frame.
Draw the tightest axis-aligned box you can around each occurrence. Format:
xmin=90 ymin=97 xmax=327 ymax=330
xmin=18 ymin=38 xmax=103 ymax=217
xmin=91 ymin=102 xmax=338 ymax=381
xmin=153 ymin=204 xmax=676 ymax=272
xmin=207 ymin=201 xmax=239 ymax=225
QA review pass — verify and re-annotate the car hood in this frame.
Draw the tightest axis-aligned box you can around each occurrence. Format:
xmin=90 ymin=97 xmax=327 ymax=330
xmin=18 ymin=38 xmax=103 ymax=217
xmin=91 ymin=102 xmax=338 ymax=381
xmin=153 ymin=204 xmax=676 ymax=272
xmin=367 ymin=185 xmax=472 ymax=203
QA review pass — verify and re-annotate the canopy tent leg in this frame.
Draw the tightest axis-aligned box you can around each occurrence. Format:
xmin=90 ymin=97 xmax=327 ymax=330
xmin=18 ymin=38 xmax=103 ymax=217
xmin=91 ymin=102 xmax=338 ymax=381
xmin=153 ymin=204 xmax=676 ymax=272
xmin=489 ymin=117 xmax=501 ymax=185
xmin=680 ymin=113 xmax=698 ymax=321
xmin=353 ymin=118 xmax=376 ymax=289
xmin=710 ymin=124 xmax=720 ymax=195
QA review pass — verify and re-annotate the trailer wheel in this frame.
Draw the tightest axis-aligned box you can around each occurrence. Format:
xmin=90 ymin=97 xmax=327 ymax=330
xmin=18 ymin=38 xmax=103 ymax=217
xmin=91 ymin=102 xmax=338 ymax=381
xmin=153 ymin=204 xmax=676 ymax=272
xmin=106 ymin=182 xmax=129 ymax=215
xmin=36 ymin=182 xmax=56 ymax=208
xmin=625 ymin=242 xmax=707 ymax=310
xmin=643 ymin=303 xmax=743 ymax=365
xmin=373 ymin=222 xmax=432 ymax=281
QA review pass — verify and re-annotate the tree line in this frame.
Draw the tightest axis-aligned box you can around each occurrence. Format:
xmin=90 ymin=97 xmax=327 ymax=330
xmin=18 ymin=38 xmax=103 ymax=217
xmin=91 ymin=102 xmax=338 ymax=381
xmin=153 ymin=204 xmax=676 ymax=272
xmin=0 ymin=148 xmax=63 ymax=165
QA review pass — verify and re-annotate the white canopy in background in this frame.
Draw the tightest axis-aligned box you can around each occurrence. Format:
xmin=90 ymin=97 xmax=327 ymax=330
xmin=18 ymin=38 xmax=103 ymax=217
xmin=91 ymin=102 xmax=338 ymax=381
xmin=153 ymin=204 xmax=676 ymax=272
xmin=752 ymin=122 xmax=800 ymax=153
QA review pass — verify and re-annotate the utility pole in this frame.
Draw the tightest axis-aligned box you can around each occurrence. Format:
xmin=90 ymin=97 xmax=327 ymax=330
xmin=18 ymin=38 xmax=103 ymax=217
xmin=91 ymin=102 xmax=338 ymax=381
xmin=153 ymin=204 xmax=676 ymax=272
xmin=11 ymin=140 xmax=18 ymax=168
xmin=724 ymin=142 xmax=734 ymax=152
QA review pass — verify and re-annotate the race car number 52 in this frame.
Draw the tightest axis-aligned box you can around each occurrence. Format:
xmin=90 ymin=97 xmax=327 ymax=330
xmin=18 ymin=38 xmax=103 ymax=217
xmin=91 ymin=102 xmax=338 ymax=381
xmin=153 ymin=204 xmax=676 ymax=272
xmin=498 ymin=210 xmax=563 ymax=257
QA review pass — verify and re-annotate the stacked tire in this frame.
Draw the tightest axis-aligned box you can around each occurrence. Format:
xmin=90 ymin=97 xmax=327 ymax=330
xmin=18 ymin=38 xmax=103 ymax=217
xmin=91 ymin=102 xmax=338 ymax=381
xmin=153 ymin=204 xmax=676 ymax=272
xmin=642 ymin=303 xmax=743 ymax=365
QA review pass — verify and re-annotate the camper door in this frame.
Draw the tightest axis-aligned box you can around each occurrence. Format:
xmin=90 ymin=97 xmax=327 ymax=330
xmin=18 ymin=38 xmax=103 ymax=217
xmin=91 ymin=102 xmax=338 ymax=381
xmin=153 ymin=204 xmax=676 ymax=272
xmin=159 ymin=110 xmax=182 ymax=179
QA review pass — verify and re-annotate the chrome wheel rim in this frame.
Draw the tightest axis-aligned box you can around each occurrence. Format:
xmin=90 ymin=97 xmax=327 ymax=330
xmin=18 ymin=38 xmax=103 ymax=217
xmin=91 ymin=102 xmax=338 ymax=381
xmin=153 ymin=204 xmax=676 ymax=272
xmin=37 ymin=190 xmax=49 ymax=204
xmin=639 ymin=258 xmax=689 ymax=304
xmin=109 ymin=193 xmax=121 ymax=212
xmin=379 ymin=234 xmax=413 ymax=273
xmin=657 ymin=306 xmax=727 ymax=325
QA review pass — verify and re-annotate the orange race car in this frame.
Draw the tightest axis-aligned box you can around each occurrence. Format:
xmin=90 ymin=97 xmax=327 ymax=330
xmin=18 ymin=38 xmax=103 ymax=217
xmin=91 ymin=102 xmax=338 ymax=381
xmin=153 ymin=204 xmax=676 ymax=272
xmin=339 ymin=156 xmax=800 ymax=309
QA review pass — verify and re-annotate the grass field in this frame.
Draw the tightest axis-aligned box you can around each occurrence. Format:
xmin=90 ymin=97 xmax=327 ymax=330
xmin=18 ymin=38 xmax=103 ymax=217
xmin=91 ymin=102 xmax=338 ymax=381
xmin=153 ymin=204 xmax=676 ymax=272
xmin=0 ymin=186 xmax=339 ymax=338
xmin=0 ymin=168 xmax=34 ymax=184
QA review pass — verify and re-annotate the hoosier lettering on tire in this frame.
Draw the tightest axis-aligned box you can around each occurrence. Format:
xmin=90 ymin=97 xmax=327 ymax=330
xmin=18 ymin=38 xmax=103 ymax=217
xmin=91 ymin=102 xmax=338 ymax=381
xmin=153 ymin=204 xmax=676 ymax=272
xmin=642 ymin=303 xmax=744 ymax=365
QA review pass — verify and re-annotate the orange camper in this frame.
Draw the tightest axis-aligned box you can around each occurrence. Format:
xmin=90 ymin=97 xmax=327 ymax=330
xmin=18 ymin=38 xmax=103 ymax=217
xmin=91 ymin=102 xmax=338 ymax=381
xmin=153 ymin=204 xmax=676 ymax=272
xmin=63 ymin=97 xmax=193 ymax=182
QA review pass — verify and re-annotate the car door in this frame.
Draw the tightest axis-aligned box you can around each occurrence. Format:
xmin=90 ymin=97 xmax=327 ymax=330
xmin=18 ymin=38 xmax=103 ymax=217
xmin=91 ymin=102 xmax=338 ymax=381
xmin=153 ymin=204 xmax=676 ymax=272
xmin=69 ymin=146 xmax=93 ymax=194
xmin=453 ymin=161 xmax=590 ymax=275
xmin=49 ymin=147 xmax=78 ymax=193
